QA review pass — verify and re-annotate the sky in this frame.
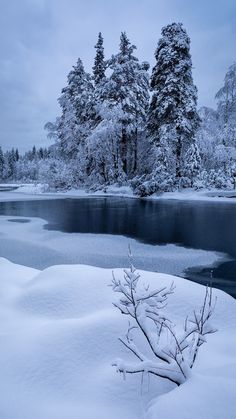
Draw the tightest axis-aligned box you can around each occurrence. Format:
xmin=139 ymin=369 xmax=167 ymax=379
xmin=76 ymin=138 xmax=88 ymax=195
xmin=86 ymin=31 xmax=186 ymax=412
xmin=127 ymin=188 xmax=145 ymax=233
xmin=0 ymin=0 xmax=235 ymax=152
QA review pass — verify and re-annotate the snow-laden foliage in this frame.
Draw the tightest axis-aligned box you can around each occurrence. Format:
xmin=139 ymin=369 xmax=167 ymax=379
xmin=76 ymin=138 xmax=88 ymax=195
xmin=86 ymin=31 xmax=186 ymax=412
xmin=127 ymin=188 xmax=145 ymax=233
xmin=181 ymin=142 xmax=201 ymax=188
xmin=1 ymin=30 xmax=235 ymax=193
xmin=196 ymin=63 xmax=236 ymax=188
xmin=216 ymin=62 xmax=236 ymax=129
xmin=148 ymin=23 xmax=200 ymax=188
xmin=112 ymin=251 xmax=217 ymax=386
xmin=93 ymin=32 xmax=106 ymax=86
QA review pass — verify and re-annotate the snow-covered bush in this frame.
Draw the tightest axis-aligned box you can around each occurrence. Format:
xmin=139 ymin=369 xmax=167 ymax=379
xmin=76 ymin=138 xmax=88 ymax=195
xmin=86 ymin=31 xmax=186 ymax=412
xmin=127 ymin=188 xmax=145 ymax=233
xmin=38 ymin=159 xmax=74 ymax=191
xmin=112 ymin=252 xmax=217 ymax=386
xmin=207 ymin=169 xmax=233 ymax=189
xmin=132 ymin=174 xmax=174 ymax=197
xmin=132 ymin=178 xmax=158 ymax=197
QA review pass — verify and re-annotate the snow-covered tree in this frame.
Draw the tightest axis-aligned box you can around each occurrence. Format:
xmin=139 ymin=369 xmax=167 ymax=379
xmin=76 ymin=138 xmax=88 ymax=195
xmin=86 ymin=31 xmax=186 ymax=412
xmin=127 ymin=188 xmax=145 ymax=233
xmin=216 ymin=63 xmax=236 ymax=128
xmin=87 ymin=103 xmax=126 ymax=185
xmin=93 ymin=32 xmax=106 ymax=86
xmin=196 ymin=64 xmax=236 ymax=189
xmin=45 ymin=58 xmax=95 ymax=164
xmin=94 ymin=32 xmax=150 ymax=180
xmin=112 ymin=252 xmax=217 ymax=386
xmin=181 ymin=141 xmax=201 ymax=187
xmin=196 ymin=107 xmax=219 ymax=170
xmin=148 ymin=23 xmax=200 ymax=185
xmin=2 ymin=148 xmax=18 ymax=179
xmin=59 ymin=58 xmax=95 ymax=157
xmin=215 ymin=63 xmax=236 ymax=150
xmin=0 ymin=146 xmax=4 ymax=180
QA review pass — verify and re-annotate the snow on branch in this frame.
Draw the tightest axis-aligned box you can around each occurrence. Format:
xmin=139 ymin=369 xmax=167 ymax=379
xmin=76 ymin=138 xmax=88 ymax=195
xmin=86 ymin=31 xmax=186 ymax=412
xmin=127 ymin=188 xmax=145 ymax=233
xmin=112 ymin=251 xmax=217 ymax=386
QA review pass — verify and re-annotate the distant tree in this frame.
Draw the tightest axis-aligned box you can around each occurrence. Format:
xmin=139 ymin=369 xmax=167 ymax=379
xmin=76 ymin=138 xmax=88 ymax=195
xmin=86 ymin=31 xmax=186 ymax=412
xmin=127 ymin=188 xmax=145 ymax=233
xmin=0 ymin=146 xmax=4 ymax=179
xmin=3 ymin=149 xmax=16 ymax=179
xmin=93 ymin=32 xmax=106 ymax=86
xmin=216 ymin=63 xmax=236 ymax=127
xmin=196 ymin=107 xmax=219 ymax=171
xmin=15 ymin=148 xmax=19 ymax=162
xmin=38 ymin=147 xmax=44 ymax=159
xmin=215 ymin=63 xmax=236 ymax=149
xmin=148 ymin=23 xmax=200 ymax=184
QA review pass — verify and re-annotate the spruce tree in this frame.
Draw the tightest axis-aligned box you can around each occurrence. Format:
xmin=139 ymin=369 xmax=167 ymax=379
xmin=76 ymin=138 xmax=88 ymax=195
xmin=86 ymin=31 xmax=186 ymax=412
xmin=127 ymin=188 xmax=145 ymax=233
xmin=93 ymin=32 xmax=106 ymax=86
xmin=148 ymin=22 xmax=200 ymax=184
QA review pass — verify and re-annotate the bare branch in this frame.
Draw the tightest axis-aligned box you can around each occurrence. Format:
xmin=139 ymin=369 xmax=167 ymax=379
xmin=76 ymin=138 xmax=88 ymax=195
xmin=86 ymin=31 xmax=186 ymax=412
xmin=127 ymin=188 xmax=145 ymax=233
xmin=112 ymin=250 xmax=217 ymax=387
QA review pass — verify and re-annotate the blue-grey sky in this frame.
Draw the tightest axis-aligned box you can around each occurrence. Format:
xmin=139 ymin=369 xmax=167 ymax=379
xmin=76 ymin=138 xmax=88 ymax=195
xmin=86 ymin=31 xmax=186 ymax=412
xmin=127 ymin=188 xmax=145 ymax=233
xmin=0 ymin=0 xmax=235 ymax=152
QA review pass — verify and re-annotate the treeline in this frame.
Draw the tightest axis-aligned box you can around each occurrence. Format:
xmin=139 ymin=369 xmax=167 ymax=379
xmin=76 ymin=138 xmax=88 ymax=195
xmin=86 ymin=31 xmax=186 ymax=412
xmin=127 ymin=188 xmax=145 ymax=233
xmin=1 ymin=23 xmax=236 ymax=193
xmin=0 ymin=145 xmax=53 ymax=184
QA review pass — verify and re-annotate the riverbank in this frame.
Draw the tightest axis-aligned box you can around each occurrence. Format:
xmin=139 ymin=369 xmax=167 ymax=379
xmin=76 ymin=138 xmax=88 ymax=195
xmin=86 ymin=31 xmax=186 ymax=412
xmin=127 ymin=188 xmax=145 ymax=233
xmin=1 ymin=182 xmax=236 ymax=203
xmin=0 ymin=186 xmax=235 ymax=297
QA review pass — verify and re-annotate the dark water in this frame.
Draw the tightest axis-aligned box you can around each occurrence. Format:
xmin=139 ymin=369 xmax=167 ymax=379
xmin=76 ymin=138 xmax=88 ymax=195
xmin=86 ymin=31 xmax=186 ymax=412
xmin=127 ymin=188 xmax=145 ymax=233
xmin=0 ymin=197 xmax=235 ymax=296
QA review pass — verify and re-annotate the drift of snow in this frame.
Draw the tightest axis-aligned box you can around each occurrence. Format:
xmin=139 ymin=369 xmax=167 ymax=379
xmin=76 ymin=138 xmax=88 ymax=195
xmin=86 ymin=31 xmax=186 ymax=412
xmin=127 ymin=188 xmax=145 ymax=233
xmin=0 ymin=258 xmax=235 ymax=419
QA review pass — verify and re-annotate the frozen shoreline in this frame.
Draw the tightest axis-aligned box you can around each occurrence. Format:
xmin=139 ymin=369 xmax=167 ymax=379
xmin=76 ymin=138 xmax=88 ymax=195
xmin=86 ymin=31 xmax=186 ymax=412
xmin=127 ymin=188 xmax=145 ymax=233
xmin=1 ymin=183 xmax=236 ymax=203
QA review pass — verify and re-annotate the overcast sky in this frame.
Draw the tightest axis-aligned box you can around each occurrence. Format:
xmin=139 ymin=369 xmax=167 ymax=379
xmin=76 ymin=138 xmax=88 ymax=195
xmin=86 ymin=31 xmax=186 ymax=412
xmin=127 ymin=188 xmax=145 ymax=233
xmin=0 ymin=0 xmax=235 ymax=152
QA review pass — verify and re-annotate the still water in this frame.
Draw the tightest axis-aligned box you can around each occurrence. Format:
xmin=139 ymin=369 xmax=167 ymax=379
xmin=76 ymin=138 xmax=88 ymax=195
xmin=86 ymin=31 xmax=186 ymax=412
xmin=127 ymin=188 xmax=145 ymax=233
xmin=0 ymin=197 xmax=235 ymax=296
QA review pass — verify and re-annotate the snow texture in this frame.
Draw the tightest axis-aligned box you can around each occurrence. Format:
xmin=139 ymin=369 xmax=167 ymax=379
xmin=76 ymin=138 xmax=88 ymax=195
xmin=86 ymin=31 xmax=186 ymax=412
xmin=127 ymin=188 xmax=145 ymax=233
xmin=0 ymin=258 xmax=235 ymax=419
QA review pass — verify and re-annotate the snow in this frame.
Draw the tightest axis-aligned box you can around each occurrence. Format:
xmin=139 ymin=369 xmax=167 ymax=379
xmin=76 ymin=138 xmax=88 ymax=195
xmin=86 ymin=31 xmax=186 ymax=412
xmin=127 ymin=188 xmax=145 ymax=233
xmin=0 ymin=258 xmax=235 ymax=419
xmin=0 ymin=215 xmax=226 ymax=275
xmin=1 ymin=183 xmax=236 ymax=203
xmin=0 ymin=183 xmax=134 ymax=201
xmin=157 ymin=189 xmax=236 ymax=203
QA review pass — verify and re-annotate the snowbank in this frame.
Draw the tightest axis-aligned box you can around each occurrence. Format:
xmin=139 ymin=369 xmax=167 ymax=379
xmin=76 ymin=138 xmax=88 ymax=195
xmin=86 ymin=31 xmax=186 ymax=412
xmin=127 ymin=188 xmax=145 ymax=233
xmin=1 ymin=183 xmax=236 ymax=203
xmin=0 ymin=258 xmax=235 ymax=419
xmin=0 ymin=183 xmax=134 ymax=201
xmin=157 ymin=188 xmax=236 ymax=203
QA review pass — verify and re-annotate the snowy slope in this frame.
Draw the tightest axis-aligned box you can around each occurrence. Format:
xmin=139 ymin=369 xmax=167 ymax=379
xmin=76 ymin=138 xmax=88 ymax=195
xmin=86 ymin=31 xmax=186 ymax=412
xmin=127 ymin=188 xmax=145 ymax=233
xmin=0 ymin=258 xmax=235 ymax=419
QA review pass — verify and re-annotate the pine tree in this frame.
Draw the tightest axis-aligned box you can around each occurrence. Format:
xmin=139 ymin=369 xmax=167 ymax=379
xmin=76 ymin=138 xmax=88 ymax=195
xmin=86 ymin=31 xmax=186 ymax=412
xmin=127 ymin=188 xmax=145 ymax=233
xmin=148 ymin=22 xmax=200 ymax=185
xmin=93 ymin=32 xmax=106 ymax=86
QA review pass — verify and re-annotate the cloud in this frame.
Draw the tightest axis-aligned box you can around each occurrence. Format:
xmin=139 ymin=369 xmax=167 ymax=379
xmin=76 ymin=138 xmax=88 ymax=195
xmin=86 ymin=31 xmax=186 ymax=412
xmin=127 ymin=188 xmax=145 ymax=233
xmin=0 ymin=0 xmax=235 ymax=151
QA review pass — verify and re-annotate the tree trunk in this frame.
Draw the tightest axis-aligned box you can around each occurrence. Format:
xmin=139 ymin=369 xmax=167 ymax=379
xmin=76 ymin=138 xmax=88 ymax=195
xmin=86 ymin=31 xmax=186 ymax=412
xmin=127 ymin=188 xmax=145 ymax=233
xmin=120 ymin=127 xmax=127 ymax=174
xmin=176 ymin=135 xmax=182 ymax=181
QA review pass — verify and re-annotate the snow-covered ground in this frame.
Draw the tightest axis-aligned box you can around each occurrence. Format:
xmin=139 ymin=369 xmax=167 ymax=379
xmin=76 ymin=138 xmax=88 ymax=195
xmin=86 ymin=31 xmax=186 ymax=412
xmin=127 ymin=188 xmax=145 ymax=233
xmin=157 ymin=188 xmax=236 ymax=203
xmin=1 ymin=183 xmax=236 ymax=203
xmin=0 ymin=257 xmax=235 ymax=419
